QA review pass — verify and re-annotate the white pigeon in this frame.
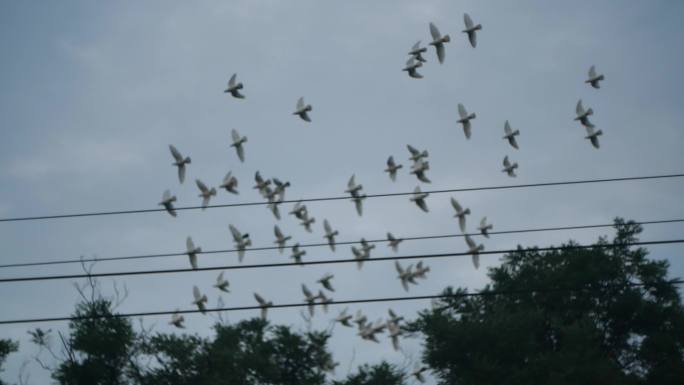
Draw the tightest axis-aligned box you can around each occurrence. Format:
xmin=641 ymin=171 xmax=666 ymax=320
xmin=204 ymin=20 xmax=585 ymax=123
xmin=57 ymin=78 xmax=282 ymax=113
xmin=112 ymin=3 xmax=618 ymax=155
xmin=585 ymin=65 xmax=605 ymax=89
xmin=574 ymin=99 xmax=595 ymax=128
xmin=169 ymin=145 xmax=191 ymax=184
xmin=229 ymin=224 xmax=251 ymax=263
xmin=273 ymin=225 xmax=291 ymax=254
xmin=159 ymin=190 xmax=177 ymax=217
xmin=317 ymin=273 xmax=335 ymax=292
xmin=293 ymin=97 xmax=312 ymax=122
xmin=169 ymin=310 xmax=185 ymax=329
xmin=302 ymin=284 xmax=317 ymax=317
xmin=299 ymin=215 xmax=316 ymax=233
xmin=465 ymin=235 xmax=484 ymax=269
xmin=457 ymin=103 xmax=477 ymax=139
xmin=395 ymin=261 xmax=414 ymax=291
xmin=410 ymin=159 xmax=431 ymax=183
xmin=478 ymin=217 xmax=493 ymax=238
xmin=410 ymin=186 xmax=429 ymax=213
xmin=254 ymin=293 xmax=272 ymax=320
xmin=584 ymin=125 xmax=603 ymax=149
xmin=502 ymin=155 xmax=518 ymax=177
xmin=407 ymin=144 xmax=428 ymax=162
xmin=462 ymin=13 xmax=482 ymax=48
xmin=291 ymin=243 xmax=306 ymax=264
xmin=192 ymin=285 xmax=208 ymax=314
xmin=429 ymin=22 xmax=451 ymax=64
xmin=450 ymin=197 xmax=470 ymax=233
xmin=385 ymin=156 xmax=403 ymax=182
xmin=408 ymin=40 xmax=428 ymax=62
xmin=220 ymin=172 xmax=239 ymax=195
xmin=503 ymin=120 xmax=520 ymax=149
xmin=335 ymin=308 xmax=353 ymax=327
xmin=387 ymin=232 xmax=403 ymax=252
xmin=230 ymin=129 xmax=247 ymax=162
xmin=195 ymin=179 xmax=217 ymax=209
xmin=412 ymin=365 xmax=429 ymax=383
xmin=213 ymin=271 xmax=230 ymax=292
xmin=224 ymin=73 xmax=245 ymax=98
xmin=323 ymin=219 xmax=339 ymax=251
xmin=186 ymin=236 xmax=201 ymax=270
xmin=402 ymin=57 xmax=423 ymax=79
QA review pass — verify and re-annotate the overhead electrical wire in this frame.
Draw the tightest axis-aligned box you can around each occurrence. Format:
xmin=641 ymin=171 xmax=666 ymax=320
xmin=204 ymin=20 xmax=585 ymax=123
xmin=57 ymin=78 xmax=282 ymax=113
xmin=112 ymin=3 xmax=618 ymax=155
xmin=0 ymin=173 xmax=682 ymax=223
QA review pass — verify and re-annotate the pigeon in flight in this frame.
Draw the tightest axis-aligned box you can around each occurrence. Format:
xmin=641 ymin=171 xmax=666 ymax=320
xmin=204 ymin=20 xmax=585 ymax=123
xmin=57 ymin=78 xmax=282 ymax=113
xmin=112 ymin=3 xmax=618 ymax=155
xmin=574 ymin=99 xmax=595 ymax=128
xmin=289 ymin=201 xmax=308 ymax=220
xmin=169 ymin=310 xmax=185 ymax=329
xmin=387 ymin=309 xmax=404 ymax=325
xmin=408 ymin=41 xmax=428 ymax=63
xmin=410 ymin=159 xmax=431 ymax=183
xmin=224 ymin=73 xmax=245 ymax=98
xmin=254 ymin=293 xmax=272 ymax=320
xmin=159 ymin=190 xmax=178 ymax=217
xmin=387 ymin=232 xmax=403 ymax=252
xmin=335 ymin=308 xmax=353 ymax=327
xmin=503 ymin=120 xmax=520 ymax=149
xmin=253 ymin=171 xmax=272 ymax=197
xmin=299 ymin=214 xmax=316 ymax=233
xmin=395 ymin=261 xmax=415 ymax=291
xmin=230 ymin=129 xmax=247 ymax=163
xmin=323 ymin=219 xmax=339 ymax=251
xmin=465 ymin=235 xmax=484 ymax=269
xmin=402 ymin=57 xmax=423 ymax=79
xmin=302 ymin=284 xmax=317 ymax=317
xmin=169 ymin=145 xmax=191 ymax=184
xmin=462 ymin=13 xmax=482 ymax=48
xmin=450 ymin=197 xmax=470 ymax=233
xmin=478 ymin=217 xmax=493 ymax=238
xmin=345 ymin=174 xmax=364 ymax=196
xmin=186 ymin=236 xmax=201 ymax=270
xmin=407 ymin=144 xmax=428 ymax=163
xmin=502 ymin=155 xmax=518 ymax=177
xmin=410 ymin=186 xmax=430 ymax=212
xmin=429 ymin=22 xmax=451 ymax=64
xmin=318 ymin=273 xmax=335 ymax=292
xmin=291 ymin=243 xmax=306 ymax=264
xmin=584 ymin=125 xmax=603 ymax=149
xmin=213 ymin=271 xmax=230 ymax=292
xmin=229 ymin=224 xmax=251 ymax=262
xmin=414 ymin=261 xmax=430 ymax=279
xmin=195 ymin=179 xmax=217 ymax=209
xmin=192 ymin=286 xmax=208 ymax=314
xmin=272 ymin=178 xmax=291 ymax=201
xmin=457 ymin=103 xmax=477 ymax=139
xmin=387 ymin=321 xmax=402 ymax=351
xmin=585 ymin=65 xmax=605 ymax=89
xmin=293 ymin=97 xmax=312 ymax=122
xmin=384 ymin=156 xmax=403 ymax=182
xmin=273 ymin=225 xmax=291 ymax=254
xmin=317 ymin=290 xmax=332 ymax=313
xmin=219 ymin=172 xmax=239 ymax=195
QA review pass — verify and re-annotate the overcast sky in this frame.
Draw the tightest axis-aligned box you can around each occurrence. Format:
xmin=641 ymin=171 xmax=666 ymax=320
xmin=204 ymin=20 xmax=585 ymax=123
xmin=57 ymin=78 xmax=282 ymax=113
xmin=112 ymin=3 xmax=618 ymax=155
xmin=1 ymin=1 xmax=684 ymax=383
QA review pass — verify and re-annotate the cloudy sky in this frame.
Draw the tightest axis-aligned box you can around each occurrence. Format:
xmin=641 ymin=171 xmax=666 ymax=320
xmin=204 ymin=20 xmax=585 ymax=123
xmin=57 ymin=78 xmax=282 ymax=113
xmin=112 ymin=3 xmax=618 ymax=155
xmin=1 ymin=0 xmax=683 ymax=383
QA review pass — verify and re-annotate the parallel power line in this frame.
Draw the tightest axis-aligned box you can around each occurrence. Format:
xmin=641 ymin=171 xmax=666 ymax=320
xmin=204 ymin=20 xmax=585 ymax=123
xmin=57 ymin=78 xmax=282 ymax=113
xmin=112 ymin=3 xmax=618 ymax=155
xmin=1 ymin=279 xmax=682 ymax=325
xmin=0 ymin=173 xmax=682 ymax=223
xmin=1 ymin=218 xmax=683 ymax=270
xmin=1 ymin=239 xmax=682 ymax=284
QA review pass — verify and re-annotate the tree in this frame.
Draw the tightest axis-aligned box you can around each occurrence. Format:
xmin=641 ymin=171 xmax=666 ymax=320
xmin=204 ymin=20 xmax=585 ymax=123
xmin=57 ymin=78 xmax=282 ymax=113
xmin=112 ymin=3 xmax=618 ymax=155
xmin=332 ymin=362 xmax=406 ymax=385
xmin=413 ymin=219 xmax=684 ymax=385
xmin=0 ymin=339 xmax=18 ymax=385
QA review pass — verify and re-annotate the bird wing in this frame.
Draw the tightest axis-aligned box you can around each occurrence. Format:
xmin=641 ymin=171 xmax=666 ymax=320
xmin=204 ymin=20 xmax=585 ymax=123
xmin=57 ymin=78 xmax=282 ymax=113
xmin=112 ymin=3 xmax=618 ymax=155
xmin=468 ymin=31 xmax=477 ymax=48
xmin=464 ymin=13 xmax=474 ymax=29
xmin=458 ymin=103 xmax=468 ymax=119
xmin=229 ymin=73 xmax=237 ymax=87
xmin=576 ymin=99 xmax=584 ymax=115
xmin=274 ymin=225 xmax=283 ymax=239
xmin=193 ymin=286 xmax=201 ymax=301
xmin=436 ymin=43 xmax=445 ymax=64
xmin=459 ymin=216 xmax=467 ymax=233
xmin=296 ymin=97 xmax=305 ymax=110
xmin=229 ymin=224 xmax=241 ymax=241
xmin=354 ymin=198 xmax=363 ymax=216
xmin=387 ymin=156 xmax=396 ymax=168
xmin=347 ymin=174 xmax=356 ymax=190
xmin=504 ymin=120 xmax=512 ymax=135
xmin=588 ymin=65 xmax=596 ymax=79
xmin=169 ymin=145 xmax=183 ymax=162
xmin=480 ymin=217 xmax=487 ymax=228
xmin=162 ymin=189 xmax=172 ymax=201
xmin=186 ymin=236 xmax=195 ymax=252
xmin=406 ymin=144 xmax=419 ymax=156
xmin=323 ymin=219 xmax=332 ymax=234
xmin=450 ymin=197 xmax=463 ymax=213
xmin=465 ymin=235 xmax=476 ymax=249
xmin=510 ymin=136 xmax=519 ymax=149
xmin=254 ymin=293 xmax=265 ymax=305
xmin=196 ymin=179 xmax=209 ymax=194
xmin=231 ymin=129 xmax=241 ymax=143
xmin=236 ymin=145 xmax=245 ymax=162
xmin=217 ymin=271 xmax=225 ymax=284
xmin=411 ymin=41 xmax=420 ymax=52
xmin=503 ymin=155 xmax=511 ymax=168
xmin=223 ymin=172 xmax=233 ymax=185
xmin=463 ymin=121 xmax=472 ymax=139
xmin=395 ymin=261 xmax=404 ymax=275
xmin=429 ymin=22 xmax=441 ymax=40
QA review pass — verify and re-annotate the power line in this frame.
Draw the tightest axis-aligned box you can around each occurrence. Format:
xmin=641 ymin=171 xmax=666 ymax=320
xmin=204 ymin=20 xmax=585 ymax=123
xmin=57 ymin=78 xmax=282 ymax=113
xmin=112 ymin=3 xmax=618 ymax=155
xmin=2 ymin=218 xmax=683 ymax=270
xmin=1 ymin=239 xmax=682 ymax=284
xmin=1 ymin=173 xmax=682 ymax=223
xmin=1 ymin=278 xmax=682 ymax=326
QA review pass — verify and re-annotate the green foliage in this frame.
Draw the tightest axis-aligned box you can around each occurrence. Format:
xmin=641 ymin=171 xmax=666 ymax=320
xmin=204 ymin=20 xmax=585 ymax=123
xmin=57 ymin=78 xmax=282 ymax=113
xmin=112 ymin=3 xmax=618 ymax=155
xmin=333 ymin=362 xmax=406 ymax=385
xmin=0 ymin=339 xmax=18 ymax=385
xmin=413 ymin=218 xmax=684 ymax=385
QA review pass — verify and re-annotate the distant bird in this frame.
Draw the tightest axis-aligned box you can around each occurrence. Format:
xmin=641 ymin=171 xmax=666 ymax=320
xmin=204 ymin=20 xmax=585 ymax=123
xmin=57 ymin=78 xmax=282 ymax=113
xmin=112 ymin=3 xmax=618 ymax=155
xmin=169 ymin=310 xmax=185 ymax=329
xmin=407 ymin=144 xmax=428 ymax=163
xmin=300 ymin=215 xmax=316 ymax=233
xmin=503 ymin=120 xmax=520 ymax=149
xmin=502 ymin=155 xmax=518 ymax=177
xmin=387 ymin=321 xmax=402 ymax=351
xmin=584 ymin=125 xmax=603 ymax=149
xmin=224 ymin=73 xmax=245 ymax=98
xmin=335 ymin=308 xmax=354 ymax=327
xmin=159 ymin=190 xmax=177 ymax=217
xmin=457 ymin=103 xmax=477 ymax=139
xmin=323 ymin=219 xmax=339 ymax=251
xmin=192 ymin=286 xmax=208 ymax=314
xmin=384 ymin=156 xmax=403 ymax=182
xmin=293 ymin=97 xmax=312 ymax=122
xmin=429 ymin=22 xmax=450 ymax=64
xmin=186 ymin=236 xmax=201 ymax=269
xmin=169 ymin=145 xmax=191 ymax=184
xmin=478 ymin=217 xmax=493 ymax=238
xmin=585 ymin=65 xmax=605 ymax=89
xmin=318 ymin=273 xmax=335 ymax=292
xmin=410 ymin=159 xmax=431 ymax=183
xmin=354 ymin=310 xmax=368 ymax=329
xmin=408 ymin=41 xmax=428 ymax=63
xmin=387 ymin=232 xmax=403 ymax=252
xmin=388 ymin=309 xmax=404 ymax=324
xmin=345 ymin=174 xmax=364 ymax=196
xmin=219 ymin=172 xmax=239 ymax=194
xmin=465 ymin=235 xmax=484 ymax=269
xmin=253 ymin=171 xmax=272 ymax=197
xmin=195 ymin=179 xmax=217 ymax=209
xmin=289 ymin=201 xmax=308 ymax=220
xmin=414 ymin=261 xmax=431 ymax=279
xmin=291 ymin=243 xmax=306 ymax=264
xmin=395 ymin=261 xmax=414 ymax=291
xmin=273 ymin=225 xmax=291 ymax=254
xmin=412 ymin=365 xmax=429 ymax=383
xmin=317 ymin=290 xmax=332 ymax=313
xmin=574 ymin=99 xmax=595 ymax=128
xmin=352 ymin=242 xmax=373 ymax=270
xmin=254 ymin=293 xmax=272 ymax=320
xmin=229 ymin=224 xmax=251 ymax=262
xmin=462 ymin=13 xmax=482 ymax=48
xmin=213 ymin=271 xmax=230 ymax=292
xmin=272 ymin=178 xmax=291 ymax=201
xmin=410 ymin=186 xmax=430 ymax=212
xmin=302 ymin=284 xmax=317 ymax=317
xmin=230 ymin=129 xmax=247 ymax=162
xmin=450 ymin=197 xmax=470 ymax=233
xmin=360 ymin=238 xmax=375 ymax=256
xmin=402 ymin=57 xmax=423 ymax=79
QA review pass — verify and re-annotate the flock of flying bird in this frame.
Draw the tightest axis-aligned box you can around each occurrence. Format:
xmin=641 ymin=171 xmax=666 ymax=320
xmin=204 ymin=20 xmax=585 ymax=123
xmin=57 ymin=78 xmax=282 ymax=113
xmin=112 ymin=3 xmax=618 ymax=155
xmin=159 ymin=13 xmax=606 ymax=382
